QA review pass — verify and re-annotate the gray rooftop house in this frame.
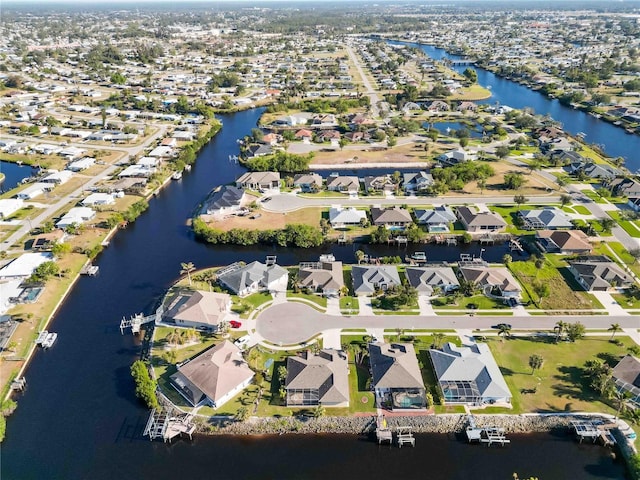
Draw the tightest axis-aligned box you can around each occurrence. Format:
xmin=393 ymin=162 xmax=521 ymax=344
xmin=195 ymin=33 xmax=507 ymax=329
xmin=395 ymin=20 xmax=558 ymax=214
xmin=351 ymin=265 xmax=401 ymax=295
xmin=285 ymin=349 xmax=349 ymax=407
xmin=583 ymin=163 xmax=621 ymax=180
xmin=405 ymin=266 xmax=459 ymax=296
xmin=403 ymin=171 xmax=434 ymax=194
xmin=200 ymin=185 xmax=245 ymax=216
xmin=612 ymin=355 xmax=640 ymax=409
xmin=430 ymin=342 xmax=511 ymax=406
xmin=163 ymin=289 xmax=230 ymax=331
xmin=326 ymin=175 xmax=360 ymax=194
xmin=235 ymin=171 xmax=280 ymax=191
xmin=218 ymin=261 xmax=288 ymax=297
xmin=363 ymin=175 xmax=396 ymax=194
xmin=293 ymin=173 xmax=323 ymax=192
xmin=519 ymin=207 xmax=573 ymax=230
xmin=368 ymin=342 xmax=426 ymax=410
xmin=608 ymin=177 xmax=640 ymax=197
xmin=568 ymin=255 xmax=633 ymax=291
xmin=370 ymin=206 xmax=413 ymax=227
xmin=413 ymin=206 xmax=456 ymax=232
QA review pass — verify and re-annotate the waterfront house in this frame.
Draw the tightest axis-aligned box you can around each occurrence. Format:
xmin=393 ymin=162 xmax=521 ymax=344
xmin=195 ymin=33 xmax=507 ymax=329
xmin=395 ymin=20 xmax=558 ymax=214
xmin=31 ymin=230 xmax=66 ymax=251
xmin=326 ymin=175 xmax=360 ymax=194
xmin=456 ymin=206 xmax=506 ymax=233
xmin=430 ymin=342 xmax=511 ymax=406
xmin=0 ymin=252 xmax=53 ymax=280
xmin=612 ymin=355 xmax=640 ymax=409
xmin=293 ymin=173 xmax=323 ymax=192
xmin=0 ymin=198 xmax=23 ymax=219
xmin=56 ymin=207 xmax=95 ymax=229
xmin=200 ymin=185 xmax=245 ymax=217
xmin=370 ymin=206 xmax=413 ymax=228
xmin=328 ymin=206 xmax=367 ymax=228
xmin=66 ymin=157 xmax=95 ymax=172
xmin=518 ymin=207 xmax=573 ymax=230
xmin=404 ymin=266 xmax=459 ymax=296
xmin=217 ymin=261 xmax=288 ymax=297
xmin=402 ymin=171 xmax=434 ymax=194
xmin=297 ymin=259 xmax=344 ymax=297
xmin=583 ymin=163 xmax=620 ymax=181
xmin=413 ymin=206 xmax=456 ymax=232
xmin=235 ymin=171 xmax=280 ymax=191
xmin=41 ymin=170 xmax=73 ymax=185
xmin=535 ymin=230 xmax=592 ymax=254
xmin=459 ymin=263 xmax=521 ymax=299
xmin=628 ymin=197 xmax=640 ymax=212
xmin=16 ymin=183 xmax=54 ymax=200
xmin=81 ymin=193 xmax=115 ymax=207
xmin=351 ymin=265 xmax=401 ymax=295
xmin=363 ymin=175 xmax=396 ymax=194
xmin=170 ymin=340 xmax=254 ymax=408
xmin=568 ymin=255 xmax=633 ymax=291
xmin=608 ymin=177 xmax=640 ymax=198
xmin=368 ymin=342 xmax=426 ymax=410
xmin=164 ymin=289 xmax=230 ymax=331
xmin=285 ymin=349 xmax=349 ymax=407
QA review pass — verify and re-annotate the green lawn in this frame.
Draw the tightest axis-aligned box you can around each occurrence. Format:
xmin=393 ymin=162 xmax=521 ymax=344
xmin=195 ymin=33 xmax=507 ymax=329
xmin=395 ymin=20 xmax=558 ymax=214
xmin=562 ymin=205 xmax=591 ymax=215
xmin=607 ymin=211 xmax=640 ymax=238
xmin=431 ymin=295 xmax=510 ymax=310
xmin=581 ymin=189 xmax=608 ymax=204
xmin=288 ymin=293 xmax=327 ymax=308
xmin=596 ymin=241 xmax=640 ymax=278
xmin=340 ymin=296 xmax=359 ymax=314
xmin=488 ymin=336 xmax=634 ymax=413
xmin=611 ymin=291 xmax=640 ymax=309
xmin=508 ymin=259 xmax=602 ymax=310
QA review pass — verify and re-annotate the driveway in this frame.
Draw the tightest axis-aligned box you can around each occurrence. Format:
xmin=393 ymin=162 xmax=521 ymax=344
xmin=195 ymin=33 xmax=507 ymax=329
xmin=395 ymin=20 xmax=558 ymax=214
xmin=590 ymin=291 xmax=629 ymax=316
xmin=357 ymin=296 xmax=374 ymax=315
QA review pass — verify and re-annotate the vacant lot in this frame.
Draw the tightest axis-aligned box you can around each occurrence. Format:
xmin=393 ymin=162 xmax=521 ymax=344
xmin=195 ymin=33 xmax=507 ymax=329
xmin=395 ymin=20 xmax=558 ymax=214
xmin=206 ymin=207 xmax=323 ymax=231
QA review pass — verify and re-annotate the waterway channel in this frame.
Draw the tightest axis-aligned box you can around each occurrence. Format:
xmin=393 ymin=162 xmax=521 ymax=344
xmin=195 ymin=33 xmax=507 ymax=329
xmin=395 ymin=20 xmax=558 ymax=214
xmin=1 ymin=112 xmax=628 ymax=478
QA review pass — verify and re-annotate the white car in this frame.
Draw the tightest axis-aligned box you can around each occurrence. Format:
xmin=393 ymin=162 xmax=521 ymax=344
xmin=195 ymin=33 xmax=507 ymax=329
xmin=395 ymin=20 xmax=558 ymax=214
xmin=234 ymin=335 xmax=251 ymax=351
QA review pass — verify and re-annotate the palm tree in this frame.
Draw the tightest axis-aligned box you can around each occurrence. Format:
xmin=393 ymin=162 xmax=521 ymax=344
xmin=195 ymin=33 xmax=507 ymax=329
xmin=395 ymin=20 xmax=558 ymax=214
xmin=355 ymin=250 xmax=365 ymax=265
xmin=498 ymin=324 xmax=512 ymax=341
xmin=528 ymin=354 xmax=544 ymax=375
xmin=180 ymin=262 xmax=195 ymax=285
xmin=312 ymin=405 xmax=326 ymax=418
xmin=234 ymin=406 xmax=250 ymax=422
xmin=608 ymin=323 xmax=622 ymax=340
xmin=554 ymin=321 xmax=567 ymax=343
xmin=430 ymin=332 xmax=445 ymax=349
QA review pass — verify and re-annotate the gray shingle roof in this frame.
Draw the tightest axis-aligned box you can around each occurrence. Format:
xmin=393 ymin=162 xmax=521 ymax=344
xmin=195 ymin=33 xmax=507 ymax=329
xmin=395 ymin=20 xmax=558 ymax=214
xmin=285 ymin=349 xmax=349 ymax=405
xmin=369 ymin=342 xmax=424 ymax=390
xmin=351 ymin=265 xmax=401 ymax=295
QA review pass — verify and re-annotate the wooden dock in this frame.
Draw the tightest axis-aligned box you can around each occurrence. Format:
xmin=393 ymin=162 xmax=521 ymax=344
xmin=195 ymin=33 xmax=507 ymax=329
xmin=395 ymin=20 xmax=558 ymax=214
xmin=143 ymin=408 xmax=196 ymax=443
xmin=571 ymin=420 xmax=617 ymax=446
xmin=375 ymin=414 xmax=392 ymax=444
xmin=10 ymin=377 xmax=26 ymax=392
xmin=80 ymin=264 xmax=99 ymax=276
xmin=396 ymin=426 xmax=415 ymax=447
xmin=465 ymin=415 xmax=510 ymax=446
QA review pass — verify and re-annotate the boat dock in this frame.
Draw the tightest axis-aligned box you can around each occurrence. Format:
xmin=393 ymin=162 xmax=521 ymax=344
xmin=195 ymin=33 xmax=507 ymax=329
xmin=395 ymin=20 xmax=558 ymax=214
xmin=143 ymin=408 xmax=196 ymax=443
xmin=571 ymin=420 xmax=617 ymax=446
xmin=10 ymin=377 xmax=26 ymax=392
xmin=120 ymin=313 xmax=155 ymax=334
xmin=375 ymin=414 xmax=392 ymax=444
xmin=80 ymin=264 xmax=99 ymax=276
xmin=35 ymin=330 xmax=48 ymax=346
xmin=396 ymin=426 xmax=415 ymax=447
xmin=465 ymin=415 xmax=510 ymax=446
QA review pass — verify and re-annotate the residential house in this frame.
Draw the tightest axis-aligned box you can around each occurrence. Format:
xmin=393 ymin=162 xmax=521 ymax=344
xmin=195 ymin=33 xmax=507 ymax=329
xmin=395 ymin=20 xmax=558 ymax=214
xmin=438 ymin=149 xmax=472 ymax=165
xmin=316 ymin=130 xmax=341 ymax=143
xmin=456 ymin=101 xmax=477 ymax=112
xmin=368 ymin=342 xmax=426 ymax=410
xmin=293 ymin=173 xmax=322 ymax=192
xmin=285 ymin=349 xmax=349 ymax=407
xmin=351 ymin=265 xmax=401 ymax=295
xmin=425 ymin=100 xmax=450 ymax=112
xmin=363 ymin=175 xmax=396 ymax=194
xmin=430 ymin=342 xmax=511 ymax=406
xmin=413 ymin=206 xmax=456 ymax=233
xmin=568 ymin=255 xmax=633 ymax=291
xmin=402 ymin=171 xmax=434 ymax=194
xmin=519 ymin=207 xmax=574 ymax=230
xmin=170 ymin=340 xmax=254 ymax=408
xmin=328 ymin=206 xmax=367 ymax=228
xmin=245 ymin=144 xmax=273 ymax=158
xmin=148 ymin=146 xmax=174 ymax=158
xmin=583 ymin=162 xmax=621 ymax=180
xmin=81 ymin=193 xmax=115 ymax=207
xmin=459 ymin=262 xmax=522 ymax=299
xmin=405 ymin=266 xmax=460 ymax=296
xmin=536 ymin=230 xmax=592 ymax=254
xmin=628 ymin=197 xmax=640 ymax=212
xmin=235 ymin=171 xmax=280 ymax=191
xmin=370 ymin=207 xmax=413 ymax=228
xmin=66 ymin=157 xmax=95 ymax=172
xmin=56 ymin=207 xmax=95 ymax=229
xmin=200 ymin=185 xmax=245 ymax=216
xmin=294 ymin=129 xmax=313 ymax=142
xmin=0 ymin=252 xmax=53 ymax=280
xmin=608 ymin=177 xmax=640 ymax=198
xmin=0 ymin=198 xmax=23 ymax=219
xmin=31 ymin=230 xmax=66 ymax=251
xmin=298 ymin=259 xmax=344 ymax=297
xmin=16 ymin=182 xmax=54 ymax=200
xmin=164 ymin=289 xmax=230 ymax=331
xmin=612 ymin=355 xmax=640 ymax=409
xmin=456 ymin=206 xmax=507 ymax=233
xmin=326 ymin=175 xmax=360 ymax=194
xmin=217 ymin=261 xmax=288 ymax=297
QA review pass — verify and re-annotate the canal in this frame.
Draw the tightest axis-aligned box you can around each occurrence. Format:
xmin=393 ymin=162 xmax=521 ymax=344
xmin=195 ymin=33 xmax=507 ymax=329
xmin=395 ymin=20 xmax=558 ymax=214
xmin=391 ymin=40 xmax=640 ymax=172
xmin=0 ymin=111 xmax=627 ymax=478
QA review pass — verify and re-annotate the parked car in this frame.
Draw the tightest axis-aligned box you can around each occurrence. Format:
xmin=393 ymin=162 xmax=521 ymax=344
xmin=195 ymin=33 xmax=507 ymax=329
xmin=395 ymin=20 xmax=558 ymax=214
xmin=229 ymin=320 xmax=242 ymax=329
xmin=234 ymin=334 xmax=251 ymax=351
xmin=492 ymin=323 xmax=512 ymax=330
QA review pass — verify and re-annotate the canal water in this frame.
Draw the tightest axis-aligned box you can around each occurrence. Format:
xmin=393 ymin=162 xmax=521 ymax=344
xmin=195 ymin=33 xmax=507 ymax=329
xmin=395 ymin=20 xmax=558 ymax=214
xmin=0 ymin=161 xmax=37 ymax=192
xmin=391 ymin=40 xmax=640 ymax=171
xmin=0 ymin=113 xmax=628 ymax=478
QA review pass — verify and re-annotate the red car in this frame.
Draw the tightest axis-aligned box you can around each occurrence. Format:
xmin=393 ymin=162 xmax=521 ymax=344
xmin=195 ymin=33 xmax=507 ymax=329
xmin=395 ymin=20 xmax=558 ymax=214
xmin=229 ymin=320 xmax=242 ymax=329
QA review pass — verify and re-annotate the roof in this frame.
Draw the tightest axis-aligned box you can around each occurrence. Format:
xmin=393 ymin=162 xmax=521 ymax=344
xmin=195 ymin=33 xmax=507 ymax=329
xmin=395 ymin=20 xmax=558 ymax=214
xmin=456 ymin=206 xmax=506 ymax=228
xmin=171 ymin=340 xmax=253 ymax=405
xmin=218 ymin=261 xmax=287 ymax=294
xmin=164 ymin=290 xmax=230 ymax=327
xmin=326 ymin=175 xmax=360 ymax=190
xmin=430 ymin=343 xmax=511 ymax=400
xmin=351 ymin=265 xmax=401 ymax=294
xmin=236 ymin=171 xmax=280 ymax=185
xmin=0 ymin=252 xmax=53 ymax=279
xmin=368 ymin=342 xmax=425 ymax=390
xmin=370 ymin=207 xmax=412 ymax=225
xmin=298 ymin=261 xmax=344 ymax=292
xmin=405 ymin=266 xmax=459 ymax=294
xmin=459 ymin=265 xmax=521 ymax=294
xmin=613 ymin=355 xmax=640 ymax=388
xmin=414 ymin=206 xmax=456 ymax=225
xmin=569 ymin=255 xmax=633 ymax=289
xmin=536 ymin=229 xmax=591 ymax=252
xmin=519 ymin=208 xmax=573 ymax=229
xmin=293 ymin=173 xmax=322 ymax=186
xmin=285 ymin=349 xmax=349 ymax=404
xmin=202 ymin=185 xmax=244 ymax=214
xmin=329 ymin=207 xmax=366 ymax=225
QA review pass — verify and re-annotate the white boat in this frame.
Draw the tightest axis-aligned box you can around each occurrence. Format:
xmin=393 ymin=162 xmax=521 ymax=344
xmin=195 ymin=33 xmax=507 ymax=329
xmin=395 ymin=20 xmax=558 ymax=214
xmin=184 ymin=164 xmax=192 ymax=172
xmin=172 ymin=171 xmax=182 ymax=180
xmin=41 ymin=332 xmax=57 ymax=349
xmin=35 ymin=330 xmax=48 ymax=346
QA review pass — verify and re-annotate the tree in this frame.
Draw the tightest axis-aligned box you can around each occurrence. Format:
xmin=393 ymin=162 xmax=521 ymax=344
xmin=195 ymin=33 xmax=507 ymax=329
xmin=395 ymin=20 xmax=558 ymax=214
xmin=600 ymin=218 xmax=616 ymax=234
xmin=30 ymin=261 xmax=60 ymax=282
xmin=608 ymin=323 xmax=622 ymax=340
xmin=130 ymin=360 xmax=159 ymax=409
xmin=477 ymin=178 xmax=486 ymax=194
xmin=495 ymin=145 xmax=510 ymax=159
xmin=529 ymin=354 xmax=544 ymax=375
xmin=498 ymin=323 xmax=512 ymax=341
xmin=430 ymin=332 xmax=445 ymax=349
xmin=459 ymin=137 xmax=469 ymax=149
xmin=554 ymin=321 xmax=567 ymax=343
xmin=560 ymin=194 xmax=572 ymax=207
xmin=514 ymin=194 xmax=528 ymax=209
xmin=532 ymin=281 xmax=550 ymax=300
xmin=504 ymin=173 xmax=526 ymax=190
xmin=180 ymin=262 xmax=195 ymax=286
xmin=355 ymin=250 xmax=365 ymax=265
xmin=462 ymin=67 xmax=478 ymax=84
xmin=312 ymin=405 xmax=326 ymax=418
xmin=235 ymin=406 xmax=250 ymax=422
xmin=566 ymin=322 xmax=586 ymax=342
xmin=166 ymin=329 xmax=183 ymax=346
xmin=51 ymin=242 xmax=72 ymax=258
xmin=502 ymin=254 xmax=512 ymax=265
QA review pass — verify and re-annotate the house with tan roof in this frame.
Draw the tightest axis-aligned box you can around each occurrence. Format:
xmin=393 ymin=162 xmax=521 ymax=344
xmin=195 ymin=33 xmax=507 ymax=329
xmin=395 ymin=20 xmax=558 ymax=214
xmin=326 ymin=174 xmax=360 ymax=194
xmin=298 ymin=260 xmax=344 ymax=297
xmin=368 ymin=342 xmax=426 ymax=410
xmin=285 ymin=349 xmax=349 ymax=407
xmin=456 ymin=206 xmax=506 ymax=233
xmin=459 ymin=263 xmax=521 ymax=299
xmin=370 ymin=206 xmax=413 ymax=227
xmin=170 ymin=340 xmax=254 ymax=408
xmin=536 ymin=230 xmax=592 ymax=254
xmin=164 ymin=289 xmax=231 ymax=331
xmin=405 ymin=266 xmax=459 ymax=296
xmin=235 ymin=171 xmax=280 ymax=191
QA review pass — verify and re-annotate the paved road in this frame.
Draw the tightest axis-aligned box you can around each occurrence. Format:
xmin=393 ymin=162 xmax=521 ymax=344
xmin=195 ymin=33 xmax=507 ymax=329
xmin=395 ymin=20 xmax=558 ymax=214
xmin=255 ymin=302 xmax=640 ymax=345
xmin=345 ymin=42 xmax=380 ymax=118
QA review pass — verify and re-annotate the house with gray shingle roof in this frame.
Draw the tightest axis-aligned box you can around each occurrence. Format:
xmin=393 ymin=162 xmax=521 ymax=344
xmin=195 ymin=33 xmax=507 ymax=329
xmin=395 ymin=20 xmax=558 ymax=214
xmin=519 ymin=207 xmax=573 ymax=230
xmin=293 ymin=173 xmax=322 ymax=192
xmin=568 ymin=255 xmax=633 ymax=291
xmin=413 ymin=206 xmax=456 ymax=232
xmin=235 ymin=171 xmax=280 ymax=191
xmin=218 ymin=261 xmax=288 ymax=297
xmin=612 ymin=355 xmax=640 ymax=409
xmin=430 ymin=342 xmax=511 ymax=406
xmin=351 ymin=265 xmax=401 ymax=295
xmin=405 ymin=266 xmax=459 ymax=296
xmin=402 ymin=171 xmax=434 ymax=194
xmin=170 ymin=340 xmax=254 ymax=408
xmin=368 ymin=342 xmax=426 ymax=410
xmin=459 ymin=264 xmax=521 ymax=299
xmin=200 ymin=185 xmax=245 ymax=216
xmin=370 ymin=206 xmax=412 ymax=227
xmin=285 ymin=349 xmax=349 ymax=407
xmin=583 ymin=163 xmax=620 ymax=180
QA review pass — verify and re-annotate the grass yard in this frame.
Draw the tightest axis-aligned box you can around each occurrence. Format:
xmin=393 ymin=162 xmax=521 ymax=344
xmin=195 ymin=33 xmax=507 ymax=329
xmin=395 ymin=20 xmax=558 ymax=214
xmin=562 ymin=205 xmax=591 ymax=215
xmin=206 ymin=207 xmax=323 ymax=231
xmin=508 ymin=259 xmax=600 ymax=310
xmin=288 ymin=292 xmax=327 ymax=308
xmin=607 ymin=211 xmax=640 ymax=238
xmin=488 ymin=336 xmax=634 ymax=413
xmin=431 ymin=295 xmax=510 ymax=310
xmin=340 ymin=296 xmax=359 ymax=314
xmin=581 ymin=189 xmax=608 ymax=204
xmin=611 ymin=291 xmax=640 ymax=309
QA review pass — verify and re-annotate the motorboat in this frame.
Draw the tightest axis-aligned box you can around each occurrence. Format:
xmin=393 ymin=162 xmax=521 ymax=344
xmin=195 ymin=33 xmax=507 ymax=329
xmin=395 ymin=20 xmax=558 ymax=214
xmin=41 ymin=332 xmax=57 ymax=349
xmin=172 ymin=171 xmax=183 ymax=180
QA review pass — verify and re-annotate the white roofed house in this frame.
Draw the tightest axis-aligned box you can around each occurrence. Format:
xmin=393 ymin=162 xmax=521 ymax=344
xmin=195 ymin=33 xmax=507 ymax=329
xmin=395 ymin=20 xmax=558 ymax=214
xmin=217 ymin=261 xmax=288 ymax=297
xmin=430 ymin=342 xmax=511 ymax=406
xmin=16 ymin=182 xmax=54 ymax=200
xmin=0 ymin=198 xmax=24 ymax=219
xmin=82 ymin=193 xmax=115 ymax=207
xmin=56 ymin=207 xmax=95 ymax=229
xmin=170 ymin=340 xmax=254 ymax=408
xmin=66 ymin=157 xmax=95 ymax=172
xmin=328 ymin=206 xmax=367 ymax=228
xmin=164 ymin=289 xmax=231 ymax=331
xmin=41 ymin=170 xmax=74 ymax=185
xmin=148 ymin=146 xmax=174 ymax=158
xmin=0 ymin=252 xmax=53 ymax=280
